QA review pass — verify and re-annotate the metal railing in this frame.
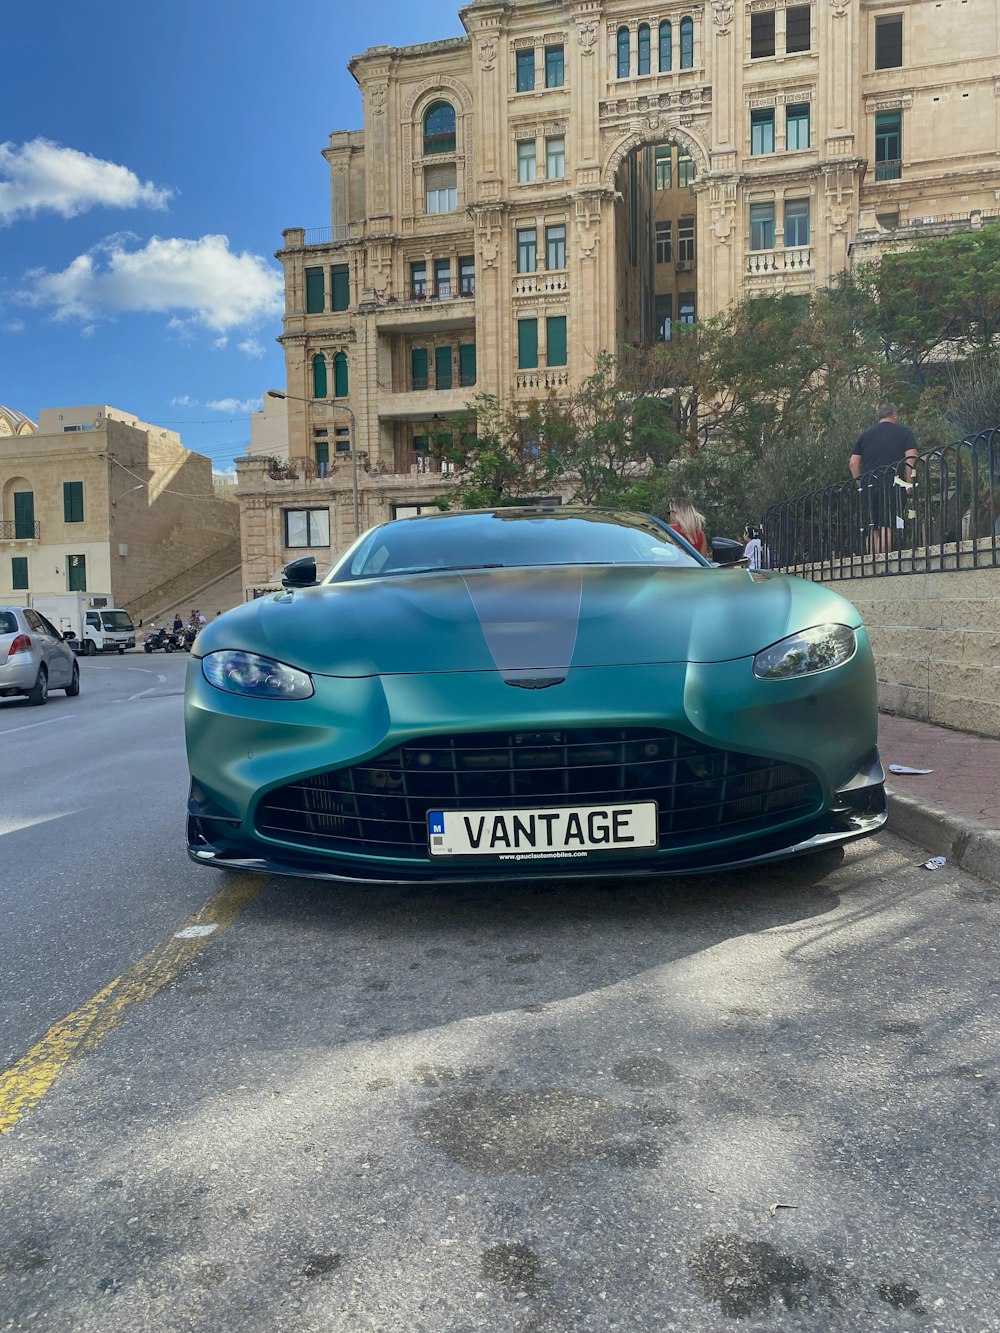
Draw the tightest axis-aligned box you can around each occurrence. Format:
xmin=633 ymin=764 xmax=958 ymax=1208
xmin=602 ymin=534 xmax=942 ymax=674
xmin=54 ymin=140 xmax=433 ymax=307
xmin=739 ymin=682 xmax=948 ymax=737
xmin=763 ymin=428 xmax=1000 ymax=579
xmin=0 ymin=520 xmax=40 ymax=540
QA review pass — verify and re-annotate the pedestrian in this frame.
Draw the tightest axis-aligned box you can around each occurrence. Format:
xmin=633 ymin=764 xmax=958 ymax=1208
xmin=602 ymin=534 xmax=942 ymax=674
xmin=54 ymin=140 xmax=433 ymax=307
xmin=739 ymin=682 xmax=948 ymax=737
xmin=669 ymin=499 xmax=709 ymax=556
xmin=195 ymin=608 xmax=207 ymax=626
xmin=742 ymin=525 xmax=763 ymax=570
xmin=172 ymin=612 xmax=183 ymax=634
xmin=849 ymin=403 xmax=917 ymax=555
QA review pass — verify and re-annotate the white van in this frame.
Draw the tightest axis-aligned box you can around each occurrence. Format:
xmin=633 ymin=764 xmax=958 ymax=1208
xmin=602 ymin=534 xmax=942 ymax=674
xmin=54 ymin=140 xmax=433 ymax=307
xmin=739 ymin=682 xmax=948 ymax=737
xmin=32 ymin=594 xmax=135 ymax=655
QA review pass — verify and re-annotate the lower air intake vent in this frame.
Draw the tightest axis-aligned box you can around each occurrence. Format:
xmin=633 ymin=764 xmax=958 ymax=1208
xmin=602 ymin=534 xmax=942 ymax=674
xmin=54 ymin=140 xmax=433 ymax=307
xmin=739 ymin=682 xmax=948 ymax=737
xmin=254 ymin=728 xmax=822 ymax=858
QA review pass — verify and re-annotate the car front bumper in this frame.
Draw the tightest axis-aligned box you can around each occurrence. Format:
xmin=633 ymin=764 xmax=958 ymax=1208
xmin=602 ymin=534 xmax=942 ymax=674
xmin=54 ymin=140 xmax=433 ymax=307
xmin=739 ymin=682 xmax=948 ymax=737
xmin=185 ymin=641 xmax=886 ymax=882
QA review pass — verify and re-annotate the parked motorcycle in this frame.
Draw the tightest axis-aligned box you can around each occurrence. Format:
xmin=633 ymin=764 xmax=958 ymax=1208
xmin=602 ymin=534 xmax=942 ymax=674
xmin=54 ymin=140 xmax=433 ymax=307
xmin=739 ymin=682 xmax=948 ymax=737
xmin=143 ymin=625 xmax=182 ymax=653
xmin=179 ymin=624 xmax=199 ymax=652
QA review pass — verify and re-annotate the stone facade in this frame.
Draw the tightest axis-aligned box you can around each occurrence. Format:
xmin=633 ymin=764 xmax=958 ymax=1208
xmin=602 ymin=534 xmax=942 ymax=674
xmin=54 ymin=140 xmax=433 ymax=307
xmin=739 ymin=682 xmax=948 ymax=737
xmin=0 ymin=405 xmax=240 ymax=621
xmin=240 ymin=0 xmax=1000 ymax=581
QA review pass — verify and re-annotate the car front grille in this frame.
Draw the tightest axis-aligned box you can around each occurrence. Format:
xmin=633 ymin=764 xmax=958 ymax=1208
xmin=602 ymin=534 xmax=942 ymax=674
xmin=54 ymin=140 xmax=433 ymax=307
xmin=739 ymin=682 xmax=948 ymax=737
xmin=253 ymin=728 xmax=823 ymax=860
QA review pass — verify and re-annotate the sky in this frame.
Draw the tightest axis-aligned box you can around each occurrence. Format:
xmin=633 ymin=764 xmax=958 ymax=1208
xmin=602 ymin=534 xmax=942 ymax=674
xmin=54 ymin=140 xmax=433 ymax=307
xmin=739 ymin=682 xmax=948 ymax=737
xmin=1 ymin=0 xmax=464 ymax=474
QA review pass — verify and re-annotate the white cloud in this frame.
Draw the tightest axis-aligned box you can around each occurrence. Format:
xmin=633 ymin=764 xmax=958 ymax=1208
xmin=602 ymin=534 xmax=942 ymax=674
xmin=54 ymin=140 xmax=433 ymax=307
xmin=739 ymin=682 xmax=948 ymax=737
xmin=80 ymin=324 xmax=96 ymax=337
xmin=170 ymin=394 xmax=197 ymax=408
xmin=21 ymin=233 xmax=283 ymax=332
xmin=0 ymin=138 xmax=172 ymax=224
xmin=4 ymin=318 xmax=25 ymax=333
xmin=238 ymin=336 xmax=265 ymax=359
xmin=206 ymin=398 xmax=257 ymax=415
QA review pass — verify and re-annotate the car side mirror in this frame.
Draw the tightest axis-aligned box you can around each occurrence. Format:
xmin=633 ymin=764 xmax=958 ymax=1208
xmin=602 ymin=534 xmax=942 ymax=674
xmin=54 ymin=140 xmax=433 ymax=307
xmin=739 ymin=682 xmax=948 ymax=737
xmin=281 ymin=555 xmax=319 ymax=588
xmin=710 ymin=537 xmax=749 ymax=566
xmin=63 ymin=630 xmax=76 ymax=641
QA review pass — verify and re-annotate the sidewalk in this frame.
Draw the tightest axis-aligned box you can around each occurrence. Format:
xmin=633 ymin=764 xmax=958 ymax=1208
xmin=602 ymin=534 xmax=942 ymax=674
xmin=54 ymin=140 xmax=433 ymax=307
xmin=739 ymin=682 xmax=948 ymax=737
xmin=877 ymin=712 xmax=1000 ymax=886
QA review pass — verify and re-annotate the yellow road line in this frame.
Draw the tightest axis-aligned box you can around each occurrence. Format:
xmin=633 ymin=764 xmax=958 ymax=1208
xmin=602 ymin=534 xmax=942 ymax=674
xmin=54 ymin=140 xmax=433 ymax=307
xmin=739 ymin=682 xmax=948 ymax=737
xmin=0 ymin=874 xmax=263 ymax=1135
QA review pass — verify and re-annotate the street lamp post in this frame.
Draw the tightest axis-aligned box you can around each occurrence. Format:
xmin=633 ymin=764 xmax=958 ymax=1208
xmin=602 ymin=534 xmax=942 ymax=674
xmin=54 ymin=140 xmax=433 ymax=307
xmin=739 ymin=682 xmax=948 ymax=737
xmin=266 ymin=390 xmax=360 ymax=537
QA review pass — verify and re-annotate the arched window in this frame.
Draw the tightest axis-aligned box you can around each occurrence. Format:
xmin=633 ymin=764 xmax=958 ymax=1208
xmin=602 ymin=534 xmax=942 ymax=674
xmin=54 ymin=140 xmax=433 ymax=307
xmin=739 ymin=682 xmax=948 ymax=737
xmin=333 ymin=352 xmax=349 ymax=399
xmin=312 ymin=354 xmax=327 ymax=399
xmin=616 ymin=26 xmax=630 ymax=78
xmin=680 ymin=17 xmax=694 ymax=69
xmin=659 ymin=21 xmax=672 ymax=72
xmin=637 ymin=24 xmax=651 ymax=75
xmin=423 ymin=101 xmax=456 ymax=155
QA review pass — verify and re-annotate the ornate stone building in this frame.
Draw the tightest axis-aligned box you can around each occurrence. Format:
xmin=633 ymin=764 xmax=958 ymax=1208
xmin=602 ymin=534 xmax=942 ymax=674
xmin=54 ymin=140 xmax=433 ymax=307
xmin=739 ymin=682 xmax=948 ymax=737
xmin=238 ymin=0 xmax=1000 ymax=588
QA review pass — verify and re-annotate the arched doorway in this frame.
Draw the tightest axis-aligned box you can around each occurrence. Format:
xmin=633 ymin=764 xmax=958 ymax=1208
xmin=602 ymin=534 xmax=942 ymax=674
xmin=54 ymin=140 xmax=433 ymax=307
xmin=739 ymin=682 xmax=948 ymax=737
xmin=605 ymin=127 xmax=708 ymax=351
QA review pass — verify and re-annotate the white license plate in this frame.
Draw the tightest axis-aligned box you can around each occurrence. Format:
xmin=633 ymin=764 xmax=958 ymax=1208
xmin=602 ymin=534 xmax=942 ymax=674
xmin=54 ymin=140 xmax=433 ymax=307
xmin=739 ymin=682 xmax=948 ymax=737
xmin=427 ymin=802 xmax=658 ymax=860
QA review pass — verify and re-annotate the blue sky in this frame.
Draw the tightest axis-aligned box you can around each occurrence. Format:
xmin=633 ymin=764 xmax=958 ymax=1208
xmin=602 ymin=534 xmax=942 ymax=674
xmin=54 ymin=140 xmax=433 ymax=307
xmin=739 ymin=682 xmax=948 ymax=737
xmin=2 ymin=0 xmax=464 ymax=472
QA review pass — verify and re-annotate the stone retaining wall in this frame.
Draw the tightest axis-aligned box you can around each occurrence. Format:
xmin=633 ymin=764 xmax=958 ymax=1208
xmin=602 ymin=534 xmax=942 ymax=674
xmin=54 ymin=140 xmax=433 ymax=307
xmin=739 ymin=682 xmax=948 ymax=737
xmin=822 ymin=567 xmax=1000 ymax=738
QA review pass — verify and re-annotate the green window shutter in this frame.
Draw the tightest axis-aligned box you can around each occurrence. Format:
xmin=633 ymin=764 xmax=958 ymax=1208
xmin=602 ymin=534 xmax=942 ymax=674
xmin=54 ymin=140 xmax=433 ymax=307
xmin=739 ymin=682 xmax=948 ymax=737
xmin=333 ymin=352 xmax=349 ymax=398
xmin=331 ymin=265 xmax=350 ymax=311
xmin=11 ymin=557 xmax=28 ymax=590
xmin=63 ymin=480 xmax=84 ymax=523
xmin=411 ymin=347 xmax=429 ymax=389
xmin=67 ymin=555 xmax=87 ymax=593
xmin=435 ymin=345 xmax=453 ymax=390
xmin=546 ymin=316 xmax=567 ymax=367
xmin=459 ymin=343 xmax=476 ymax=386
xmin=305 ymin=267 xmax=325 ymax=313
xmin=312 ymin=354 xmax=328 ymax=398
xmin=314 ymin=441 xmax=329 ymax=467
xmin=13 ymin=491 xmax=35 ymax=539
xmin=518 ymin=319 xmax=538 ymax=369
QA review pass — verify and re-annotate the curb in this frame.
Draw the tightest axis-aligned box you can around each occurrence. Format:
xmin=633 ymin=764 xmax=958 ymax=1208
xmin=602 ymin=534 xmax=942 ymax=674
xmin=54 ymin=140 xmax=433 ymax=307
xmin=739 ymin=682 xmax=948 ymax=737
xmin=886 ymin=784 xmax=1000 ymax=888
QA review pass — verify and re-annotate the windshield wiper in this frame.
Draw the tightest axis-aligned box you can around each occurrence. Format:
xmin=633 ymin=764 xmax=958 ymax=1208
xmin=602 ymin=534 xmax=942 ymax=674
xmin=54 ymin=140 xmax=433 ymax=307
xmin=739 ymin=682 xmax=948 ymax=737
xmin=384 ymin=563 xmax=506 ymax=576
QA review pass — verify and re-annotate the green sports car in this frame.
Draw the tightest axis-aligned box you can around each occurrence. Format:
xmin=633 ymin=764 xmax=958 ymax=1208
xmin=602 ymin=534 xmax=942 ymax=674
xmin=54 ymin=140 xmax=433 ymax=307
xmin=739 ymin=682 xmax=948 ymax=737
xmin=185 ymin=507 xmax=886 ymax=882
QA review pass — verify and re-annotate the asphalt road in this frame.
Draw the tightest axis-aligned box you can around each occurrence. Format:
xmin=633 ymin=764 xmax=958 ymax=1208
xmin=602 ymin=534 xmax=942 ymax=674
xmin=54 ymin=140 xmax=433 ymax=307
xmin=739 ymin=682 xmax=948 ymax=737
xmin=1 ymin=653 xmax=997 ymax=1332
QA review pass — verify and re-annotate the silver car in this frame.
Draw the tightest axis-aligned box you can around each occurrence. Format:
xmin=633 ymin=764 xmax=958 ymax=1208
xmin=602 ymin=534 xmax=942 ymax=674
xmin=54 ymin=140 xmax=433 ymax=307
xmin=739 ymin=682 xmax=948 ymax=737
xmin=0 ymin=606 xmax=80 ymax=705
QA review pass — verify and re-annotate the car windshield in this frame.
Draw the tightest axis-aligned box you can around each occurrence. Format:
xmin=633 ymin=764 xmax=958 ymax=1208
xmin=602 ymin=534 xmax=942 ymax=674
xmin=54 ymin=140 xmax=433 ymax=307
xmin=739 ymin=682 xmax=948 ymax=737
xmin=101 ymin=611 xmax=133 ymax=631
xmin=0 ymin=611 xmax=17 ymax=635
xmin=328 ymin=510 xmax=703 ymax=582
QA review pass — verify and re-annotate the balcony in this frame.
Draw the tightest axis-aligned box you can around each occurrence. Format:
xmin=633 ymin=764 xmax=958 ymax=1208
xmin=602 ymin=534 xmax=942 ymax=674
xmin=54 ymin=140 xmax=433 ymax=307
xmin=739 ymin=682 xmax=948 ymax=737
xmin=514 ymin=272 xmax=569 ymax=297
xmin=515 ymin=369 xmax=570 ymax=391
xmin=282 ymin=223 xmax=364 ymax=251
xmin=372 ymin=284 xmax=477 ymax=333
xmin=377 ymin=382 xmax=477 ymax=419
xmin=0 ymin=520 xmax=40 ymax=541
xmin=746 ymin=246 xmax=813 ymax=275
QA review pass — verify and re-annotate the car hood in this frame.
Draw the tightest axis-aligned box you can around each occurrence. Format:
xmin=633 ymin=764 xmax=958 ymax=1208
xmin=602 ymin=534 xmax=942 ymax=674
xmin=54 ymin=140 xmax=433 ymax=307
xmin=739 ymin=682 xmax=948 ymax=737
xmin=198 ymin=566 xmax=864 ymax=679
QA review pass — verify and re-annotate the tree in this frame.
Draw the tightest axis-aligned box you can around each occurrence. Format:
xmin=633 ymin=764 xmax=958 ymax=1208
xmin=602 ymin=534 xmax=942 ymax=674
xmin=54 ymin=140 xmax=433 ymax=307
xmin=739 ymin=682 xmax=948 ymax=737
xmin=859 ymin=226 xmax=1000 ymax=379
xmin=437 ymin=393 xmax=574 ymax=509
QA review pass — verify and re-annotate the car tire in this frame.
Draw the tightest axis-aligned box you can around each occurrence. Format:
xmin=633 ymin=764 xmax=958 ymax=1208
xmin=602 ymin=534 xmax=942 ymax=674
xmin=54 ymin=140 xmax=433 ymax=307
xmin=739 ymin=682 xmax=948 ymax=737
xmin=118 ymin=648 xmax=125 ymax=655
xmin=64 ymin=662 xmax=81 ymax=697
xmin=26 ymin=666 xmax=48 ymax=706
xmin=85 ymin=640 xmax=97 ymax=656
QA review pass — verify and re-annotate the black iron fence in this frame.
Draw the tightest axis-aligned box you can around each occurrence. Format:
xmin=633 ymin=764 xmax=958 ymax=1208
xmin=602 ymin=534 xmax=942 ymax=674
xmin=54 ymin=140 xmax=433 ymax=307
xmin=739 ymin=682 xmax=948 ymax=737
xmin=763 ymin=427 xmax=1000 ymax=579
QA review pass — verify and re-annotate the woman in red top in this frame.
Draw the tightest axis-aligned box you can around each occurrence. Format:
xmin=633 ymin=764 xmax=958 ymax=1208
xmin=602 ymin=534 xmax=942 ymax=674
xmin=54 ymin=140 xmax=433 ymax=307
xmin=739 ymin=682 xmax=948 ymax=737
xmin=669 ymin=499 xmax=709 ymax=556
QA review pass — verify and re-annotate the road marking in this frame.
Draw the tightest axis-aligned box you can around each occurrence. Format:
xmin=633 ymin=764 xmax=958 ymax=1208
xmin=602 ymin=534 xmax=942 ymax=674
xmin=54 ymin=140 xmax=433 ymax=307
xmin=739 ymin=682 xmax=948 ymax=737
xmin=174 ymin=923 xmax=218 ymax=938
xmin=126 ymin=667 xmax=157 ymax=675
xmin=126 ymin=687 xmax=158 ymax=700
xmin=0 ymin=717 xmax=79 ymax=734
xmin=0 ymin=874 xmax=263 ymax=1135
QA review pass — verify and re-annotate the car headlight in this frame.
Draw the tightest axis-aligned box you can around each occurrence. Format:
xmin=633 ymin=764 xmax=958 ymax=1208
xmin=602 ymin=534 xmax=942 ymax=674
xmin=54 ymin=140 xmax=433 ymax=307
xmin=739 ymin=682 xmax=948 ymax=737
xmin=202 ymin=650 xmax=314 ymax=700
xmin=753 ymin=624 xmax=857 ymax=679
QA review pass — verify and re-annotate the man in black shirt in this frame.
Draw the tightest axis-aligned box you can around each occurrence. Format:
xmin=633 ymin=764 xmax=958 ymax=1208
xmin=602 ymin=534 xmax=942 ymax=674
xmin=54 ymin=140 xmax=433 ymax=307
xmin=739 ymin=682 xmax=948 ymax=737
xmin=849 ymin=403 xmax=917 ymax=554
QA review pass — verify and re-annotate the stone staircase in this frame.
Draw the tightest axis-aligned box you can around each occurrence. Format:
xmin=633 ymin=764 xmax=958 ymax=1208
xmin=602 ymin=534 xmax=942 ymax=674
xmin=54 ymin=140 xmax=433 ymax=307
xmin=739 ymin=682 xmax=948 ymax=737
xmin=126 ymin=541 xmax=242 ymax=626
